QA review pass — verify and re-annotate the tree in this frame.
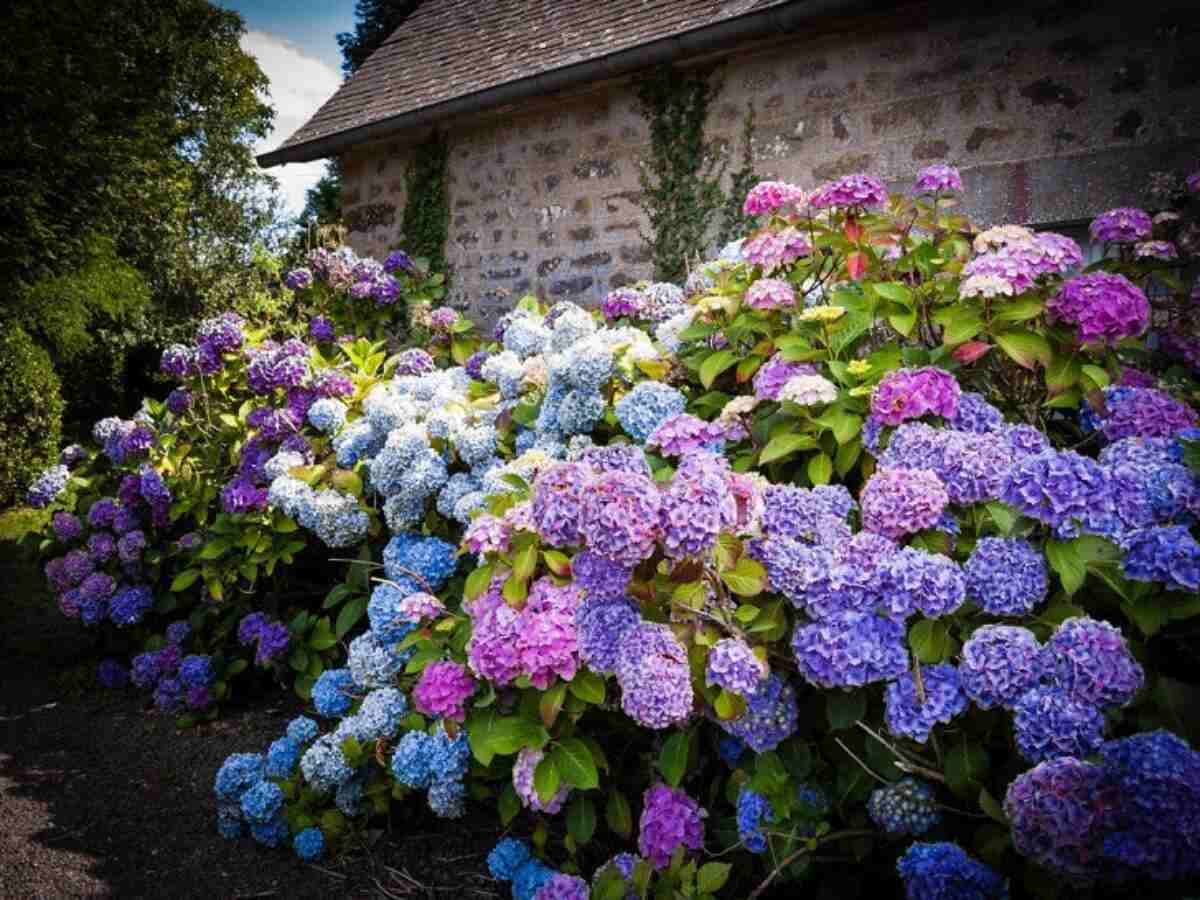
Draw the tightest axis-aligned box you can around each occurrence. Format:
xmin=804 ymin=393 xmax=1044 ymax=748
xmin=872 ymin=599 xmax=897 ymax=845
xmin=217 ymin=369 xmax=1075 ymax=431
xmin=336 ymin=1 xmax=423 ymax=77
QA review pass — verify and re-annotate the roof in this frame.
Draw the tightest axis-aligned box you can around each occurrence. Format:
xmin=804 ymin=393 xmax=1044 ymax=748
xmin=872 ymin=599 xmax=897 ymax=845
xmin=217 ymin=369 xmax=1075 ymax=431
xmin=259 ymin=0 xmax=798 ymax=166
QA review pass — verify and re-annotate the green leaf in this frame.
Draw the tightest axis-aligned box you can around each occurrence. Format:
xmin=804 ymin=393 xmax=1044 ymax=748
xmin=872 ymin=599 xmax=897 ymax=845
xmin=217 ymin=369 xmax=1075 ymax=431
xmin=758 ymin=432 xmax=817 ymax=464
xmin=198 ymin=538 xmax=232 ymax=560
xmin=946 ymin=741 xmax=989 ymax=796
xmin=1045 ymin=354 xmax=1081 ymax=392
xmin=539 ymin=681 xmax=567 ymax=729
xmin=933 ymin=305 xmax=984 ymax=345
xmin=979 ymin=786 xmax=1008 ymax=824
xmin=335 ymin=596 xmax=366 ymax=638
xmin=464 ymin=563 xmax=494 ymax=601
xmin=909 ymin=620 xmax=953 ymax=663
xmin=553 ymin=738 xmax=599 ymax=790
xmin=672 ymin=579 xmax=707 ymax=610
xmin=699 ymin=350 xmax=738 ymax=389
xmin=170 ymin=569 xmax=200 ymax=592
xmin=1045 ymin=538 xmax=1086 ymax=595
xmin=713 ymin=689 xmax=746 ymax=721
xmin=888 ymin=308 xmax=917 ymax=337
xmin=1080 ymin=364 xmax=1110 ymax=389
xmin=873 ymin=282 xmax=913 ymax=304
xmin=512 ymin=542 xmax=538 ymax=581
xmin=995 ymin=329 xmax=1052 ymax=369
xmin=566 ymin=794 xmax=596 ymax=844
xmin=542 ymin=549 xmax=571 ymax=577
xmin=985 ymin=502 xmax=1016 ymax=536
xmin=719 ymin=557 xmax=766 ymax=597
xmin=814 ymin=408 xmax=862 ymax=445
xmin=568 ymin=670 xmax=606 ymax=705
xmin=534 ymin=755 xmax=562 ymax=805
xmin=593 ymin=868 xmax=630 ymax=900
xmin=808 ymin=452 xmax=833 ymax=486
xmin=658 ymin=732 xmax=689 ymax=787
xmin=498 ymin=784 xmax=520 ymax=825
xmin=605 ymin=789 xmax=633 ymax=839
xmin=826 ymin=691 xmax=866 ymax=731
xmin=697 ymin=862 xmax=732 ymax=894
xmin=502 ymin=573 xmax=528 ymax=605
xmin=992 ymin=296 xmax=1045 ymax=324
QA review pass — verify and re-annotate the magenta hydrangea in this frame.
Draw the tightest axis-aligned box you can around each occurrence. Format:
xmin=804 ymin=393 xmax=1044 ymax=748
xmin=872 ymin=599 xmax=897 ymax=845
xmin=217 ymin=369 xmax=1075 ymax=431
xmin=913 ymin=164 xmax=963 ymax=194
xmin=638 ymin=783 xmax=706 ymax=869
xmin=870 ymin=367 xmax=961 ymax=426
xmin=513 ymin=747 xmax=571 ymax=814
xmin=1044 ymin=617 xmax=1144 ymax=709
xmin=467 ymin=577 xmax=581 ymax=689
xmin=1047 ymin=272 xmax=1149 ymax=345
xmin=744 ymin=278 xmax=795 ymax=310
xmin=705 ymin=637 xmax=767 ymax=697
xmin=741 ymin=227 xmax=812 ymax=273
xmin=615 ymin=622 xmax=693 ymax=729
xmin=860 ymin=467 xmax=949 ymax=540
xmin=602 ymin=287 xmax=645 ymax=321
xmin=413 ymin=661 xmax=476 ymax=722
xmin=1089 ymin=207 xmax=1152 ymax=243
xmin=578 ymin=470 xmax=662 ymax=566
xmin=809 ymin=173 xmax=888 ymax=210
xmin=743 ymin=180 xmax=805 ymax=216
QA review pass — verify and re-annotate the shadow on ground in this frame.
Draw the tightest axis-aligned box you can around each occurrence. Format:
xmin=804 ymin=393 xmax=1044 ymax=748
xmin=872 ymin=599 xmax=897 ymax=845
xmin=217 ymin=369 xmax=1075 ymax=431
xmin=0 ymin=548 xmax=505 ymax=899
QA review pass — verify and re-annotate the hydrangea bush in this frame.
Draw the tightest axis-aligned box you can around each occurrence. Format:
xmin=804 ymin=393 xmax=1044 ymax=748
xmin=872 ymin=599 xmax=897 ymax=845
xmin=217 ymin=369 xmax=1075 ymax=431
xmin=21 ymin=163 xmax=1200 ymax=896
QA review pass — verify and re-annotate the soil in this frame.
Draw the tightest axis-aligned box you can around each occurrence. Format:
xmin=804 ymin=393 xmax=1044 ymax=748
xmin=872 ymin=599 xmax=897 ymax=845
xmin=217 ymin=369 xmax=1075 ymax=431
xmin=0 ymin=549 xmax=505 ymax=900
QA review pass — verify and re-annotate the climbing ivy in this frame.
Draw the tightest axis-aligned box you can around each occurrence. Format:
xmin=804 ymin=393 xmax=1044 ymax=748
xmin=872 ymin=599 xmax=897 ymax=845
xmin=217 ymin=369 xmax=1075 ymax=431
xmin=716 ymin=104 xmax=758 ymax=248
xmin=401 ymin=130 xmax=450 ymax=281
xmin=634 ymin=66 xmax=732 ymax=284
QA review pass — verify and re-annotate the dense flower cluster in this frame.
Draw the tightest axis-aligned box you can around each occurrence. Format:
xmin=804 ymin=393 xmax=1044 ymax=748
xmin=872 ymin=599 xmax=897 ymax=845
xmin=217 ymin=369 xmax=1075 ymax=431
xmin=896 ymin=842 xmax=1008 ymax=900
xmin=1047 ymin=272 xmax=1149 ymax=345
xmin=638 ymin=783 xmax=706 ymax=869
xmin=868 ymin=778 xmax=940 ymax=836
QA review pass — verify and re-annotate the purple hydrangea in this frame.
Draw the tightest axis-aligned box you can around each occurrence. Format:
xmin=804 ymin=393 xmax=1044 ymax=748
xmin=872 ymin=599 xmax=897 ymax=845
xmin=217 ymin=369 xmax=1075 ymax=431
xmin=394 ymin=348 xmax=435 ymax=376
xmin=792 ymin=611 xmax=908 ymax=688
xmin=413 ymin=661 xmax=476 ymax=722
xmin=1089 ymin=207 xmax=1152 ymax=243
xmin=52 ymin=512 xmax=83 ymax=543
xmin=571 ymin=551 xmax=632 ymax=601
xmin=646 ymin=414 xmax=725 ymax=458
xmin=27 ymin=464 xmax=70 ymax=509
xmin=638 ymin=783 xmax=706 ymax=869
xmin=960 ymin=624 xmax=1047 ymax=709
xmin=1045 ymin=617 xmax=1144 ymax=709
xmin=880 ymin=547 xmax=966 ymax=620
xmin=762 ymin=483 xmax=854 ymax=540
xmin=1000 ymin=450 xmax=1108 ymax=531
xmin=1091 ymin=386 xmax=1197 ymax=442
xmin=601 ymin=287 xmax=645 ymax=321
xmin=166 ymin=388 xmax=192 ymax=415
xmin=659 ymin=454 xmax=733 ymax=560
xmin=719 ymin=672 xmax=799 ymax=753
xmin=245 ymin=341 xmax=309 ymax=394
xmin=912 ymin=164 xmax=963 ymax=194
xmin=97 ymin=659 xmax=129 ymax=689
xmin=286 ymin=268 xmax=313 ymax=290
xmin=809 ymin=173 xmax=888 ymax=210
xmin=870 ymin=367 xmax=961 ymax=427
xmin=948 ymin=392 xmax=1004 ymax=433
xmin=963 ymin=537 xmax=1048 ymax=616
xmin=705 ymin=638 xmax=767 ymax=697
xmin=464 ymin=350 xmax=490 ymax=380
xmin=937 ymin=431 xmax=1012 ymax=504
xmin=752 ymin=353 xmax=816 ymax=401
xmin=576 ymin=596 xmax=640 ymax=675
xmin=196 ymin=312 xmax=245 ymax=355
xmin=885 ymin=664 xmax=969 ymax=744
xmin=1047 ymin=273 xmax=1149 ymax=345
xmin=531 ymin=462 xmax=591 ymax=547
xmin=861 ymin=467 xmax=949 ymax=540
xmin=1122 ymin=525 xmax=1200 ymax=593
xmin=1012 ymin=686 xmax=1106 ymax=763
xmin=109 ymin=585 xmax=153 ymax=626
xmin=579 ymin=470 xmax=662 ymax=566
xmin=615 ymin=622 xmax=693 ymax=729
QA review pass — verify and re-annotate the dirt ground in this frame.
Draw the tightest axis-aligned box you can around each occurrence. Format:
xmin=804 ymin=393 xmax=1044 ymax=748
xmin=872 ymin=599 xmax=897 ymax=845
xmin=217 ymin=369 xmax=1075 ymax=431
xmin=0 ymin=551 xmax=505 ymax=900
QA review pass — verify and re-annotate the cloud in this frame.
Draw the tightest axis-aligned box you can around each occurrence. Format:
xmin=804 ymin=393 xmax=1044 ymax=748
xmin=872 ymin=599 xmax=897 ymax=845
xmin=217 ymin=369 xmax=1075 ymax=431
xmin=241 ymin=31 xmax=342 ymax=217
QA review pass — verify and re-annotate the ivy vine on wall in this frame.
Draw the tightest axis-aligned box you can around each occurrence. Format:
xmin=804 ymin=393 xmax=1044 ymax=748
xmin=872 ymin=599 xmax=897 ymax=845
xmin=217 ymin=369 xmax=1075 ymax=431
xmin=717 ymin=104 xmax=758 ymax=248
xmin=401 ymin=129 xmax=450 ymax=281
xmin=634 ymin=66 xmax=758 ymax=283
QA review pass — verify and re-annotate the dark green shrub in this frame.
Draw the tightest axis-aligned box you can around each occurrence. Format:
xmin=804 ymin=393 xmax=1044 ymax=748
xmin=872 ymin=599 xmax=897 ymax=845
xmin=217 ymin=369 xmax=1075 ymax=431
xmin=0 ymin=324 xmax=64 ymax=506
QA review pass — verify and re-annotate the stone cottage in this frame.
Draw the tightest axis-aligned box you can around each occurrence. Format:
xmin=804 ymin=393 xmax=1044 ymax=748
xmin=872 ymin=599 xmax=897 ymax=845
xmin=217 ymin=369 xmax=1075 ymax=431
xmin=259 ymin=0 xmax=1200 ymax=324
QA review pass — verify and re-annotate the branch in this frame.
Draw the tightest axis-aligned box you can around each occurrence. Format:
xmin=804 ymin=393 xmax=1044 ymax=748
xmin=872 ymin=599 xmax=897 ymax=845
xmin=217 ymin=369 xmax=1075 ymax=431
xmin=746 ymin=830 xmax=876 ymax=900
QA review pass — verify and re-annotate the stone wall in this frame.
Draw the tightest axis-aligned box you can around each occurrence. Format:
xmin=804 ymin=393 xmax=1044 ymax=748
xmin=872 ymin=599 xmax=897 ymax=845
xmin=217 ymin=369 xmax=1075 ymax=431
xmin=339 ymin=1 xmax=1200 ymax=325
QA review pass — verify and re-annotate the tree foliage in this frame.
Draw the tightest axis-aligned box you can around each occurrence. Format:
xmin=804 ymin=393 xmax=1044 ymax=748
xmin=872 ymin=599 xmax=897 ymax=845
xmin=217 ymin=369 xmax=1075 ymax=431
xmin=336 ymin=0 xmax=423 ymax=77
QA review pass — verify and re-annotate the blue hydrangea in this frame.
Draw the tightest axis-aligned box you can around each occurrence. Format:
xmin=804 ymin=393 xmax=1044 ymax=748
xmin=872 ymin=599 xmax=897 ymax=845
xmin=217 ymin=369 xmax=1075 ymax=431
xmin=436 ymin=472 xmax=479 ymax=518
xmin=897 ymin=842 xmax=1009 ymax=900
xmin=108 ymin=585 xmax=154 ymax=626
xmin=300 ymin=733 xmax=354 ymax=793
xmin=963 ymin=537 xmax=1049 ymax=616
xmin=959 ymin=625 xmax=1047 ymax=709
xmin=762 ymin=483 xmax=855 ymax=540
xmin=382 ymin=532 xmax=458 ymax=594
xmin=948 ymin=392 xmax=1005 ymax=434
xmin=1013 ymin=686 xmax=1106 ymax=763
xmin=293 ymin=826 xmax=325 ymax=861
xmin=312 ymin=668 xmax=355 ymax=718
xmin=880 ymin=548 xmax=966 ymax=620
xmin=1045 ymin=617 xmax=1144 ymax=709
xmin=383 ymin=493 xmax=425 ymax=532
xmin=513 ymin=857 xmax=558 ymax=900
xmin=335 ymin=777 xmax=365 ymax=816
xmin=549 ymin=304 xmax=597 ymax=351
xmin=454 ymin=423 xmax=498 ymax=466
xmin=267 ymin=475 xmax=315 ymax=522
xmin=1101 ymin=436 xmax=1176 ymax=468
xmin=287 ymin=716 xmax=319 ymax=744
xmin=352 ymin=687 xmax=408 ymax=740
xmin=868 ymin=777 xmax=940 ymax=836
xmin=737 ymin=789 xmax=774 ymax=854
xmin=792 ymin=612 xmax=908 ymax=688
xmin=304 ymin=490 xmax=370 ymax=548
xmin=265 ymin=737 xmax=303 ymax=778
xmin=214 ymin=752 xmax=264 ymax=802
xmin=1122 ymin=525 xmax=1200 ymax=593
xmin=427 ymin=777 xmax=467 ymax=818
xmin=179 ymin=654 xmax=214 ymax=689
xmin=263 ymin=450 xmax=307 ymax=483
xmin=555 ymin=388 xmax=606 ymax=435
xmin=488 ymin=837 xmax=532 ymax=880
xmin=391 ymin=730 xmax=435 ymax=788
xmin=1000 ymin=450 xmax=1108 ymax=531
xmin=885 ymin=664 xmax=969 ymax=744
xmin=718 ymin=736 xmax=745 ymax=767
xmin=481 ymin=350 xmax=525 ymax=399
xmin=307 ymin=398 xmax=347 ymax=434
xmin=502 ymin=315 xmax=552 ymax=359
xmin=332 ymin=419 xmax=384 ymax=467
xmin=719 ymin=673 xmax=799 ymax=752
xmin=571 ymin=551 xmax=632 ymax=600
xmin=216 ymin=803 xmax=244 ymax=839
xmin=615 ymin=382 xmax=686 ymax=442
xmin=348 ymin=631 xmax=411 ymax=690
xmin=562 ymin=338 xmax=613 ymax=390
xmin=27 ymin=464 xmax=71 ymax=509
xmin=427 ymin=724 xmax=471 ymax=783
xmin=367 ymin=583 xmax=420 ymax=645
xmin=240 ymin=779 xmax=284 ymax=825
xmin=363 ymin=383 xmax=418 ymax=433
xmin=250 ymin=815 xmax=290 ymax=848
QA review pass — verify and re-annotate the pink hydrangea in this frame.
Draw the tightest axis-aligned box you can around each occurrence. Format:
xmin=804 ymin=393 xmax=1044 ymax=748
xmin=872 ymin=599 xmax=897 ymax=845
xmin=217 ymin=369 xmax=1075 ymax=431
xmin=861 ymin=467 xmax=949 ymax=540
xmin=430 ymin=307 xmax=459 ymax=330
xmin=413 ymin=661 xmax=476 ymax=722
xmin=870 ymin=367 xmax=961 ymax=426
xmin=467 ymin=577 xmax=581 ymax=689
xmin=1047 ymin=272 xmax=1149 ymax=345
xmin=809 ymin=173 xmax=888 ymax=210
xmin=398 ymin=592 xmax=445 ymax=623
xmin=503 ymin=499 xmax=536 ymax=533
xmin=742 ymin=227 xmax=812 ymax=273
xmin=913 ymin=164 xmax=962 ymax=194
xmin=638 ymin=783 xmax=707 ymax=869
xmin=742 ymin=180 xmax=805 ymax=216
xmin=578 ymin=471 xmax=663 ymax=566
xmin=615 ymin=622 xmax=693 ymax=729
xmin=961 ymin=251 xmax=1039 ymax=293
xmin=1033 ymin=232 xmax=1084 ymax=272
xmin=1089 ymin=207 xmax=1152 ymax=243
xmin=464 ymin=513 xmax=511 ymax=554
xmin=745 ymin=278 xmax=796 ymax=310
xmin=513 ymin=747 xmax=571 ymax=814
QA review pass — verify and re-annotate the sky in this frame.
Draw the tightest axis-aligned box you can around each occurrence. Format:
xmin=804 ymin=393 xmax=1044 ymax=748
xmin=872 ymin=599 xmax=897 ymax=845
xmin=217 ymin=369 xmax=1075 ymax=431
xmin=216 ymin=1 xmax=357 ymax=216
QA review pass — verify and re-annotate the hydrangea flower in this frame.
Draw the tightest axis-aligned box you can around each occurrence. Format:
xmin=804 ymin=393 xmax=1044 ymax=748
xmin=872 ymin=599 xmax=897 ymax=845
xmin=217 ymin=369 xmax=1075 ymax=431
xmin=861 ymin=467 xmax=949 ymax=540
xmin=870 ymin=367 xmax=960 ymax=426
xmin=533 ymin=874 xmax=589 ymax=900
xmin=1000 ymin=450 xmax=1107 ymax=531
xmin=300 ymin=734 xmax=354 ymax=793
xmin=913 ymin=164 xmax=963 ymax=194
xmin=736 ymin=789 xmax=774 ymax=854
xmin=638 ymin=783 xmax=706 ymax=869
xmin=741 ymin=226 xmax=812 ymax=272
xmin=1122 ymin=525 xmax=1200 ymax=592
xmin=382 ymin=532 xmax=458 ymax=594
xmin=778 ymin=374 xmax=839 ymax=406
xmin=963 ymin=538 xmax=1049 ymax=616
xmin=719 ymin=672 xmax=799 ymax=752
xmin=488 ymin=838 xmax=532 ymax=881
xmin=880 ymin=547 xmax=965 ymax=620
xmin=745 ymin=277 xmax=795 ymax=310
xmin=809 ymin=173 xmax=888 ymax=210
xmin=959 ymin=625 xmax=1047 ymax=709
xmin=896 ymin=842 xmax=1008 ymax=900
xmin=1089 ymin=207 xmax=1152 ymax=243
xmin=705 ymin=638 xmax=767 ymax=697
xmin=579 ymin=471 xmax=662 ymax=565
xmin=885 ymin=664 xmax=969 ymax=744
xmin=792 ymin=611 xmax=908 ymax=688
xmin=1004 ymin=756 xmax=1110 ymax=881
xmin=413 ymin=661 xmax=476 ymax=722
xmin=27 ymin=464 xmax=70 ymax=509
xmin=513 ymin=746 xmax=572 ymax=814
xmin=531 ymin=462 xmax=591 ymax=547
xmin=1045 ymin=617 xmax=1144 ymax=709
xmin=293 ymin=827 xmax=324 ymax=862
xmin=743 ymin=180 xmax=805 ymax=215
xmin=752 ymin=353 xmax=815 ymax=401
xmin=1047 ymin=273 xmax=1149 ymax=345
xmin=868 ymin=777 xmax=939 ymax=836
xmin=615 ymin=622 xmax=693 ymax=729
xmin=214 ymin=753 xmax=264 ymax=802
xmin=1090 ymin=386 xmax=1197 ymax=442
xmin=576 ymin=596 xmax=640 ymax=675
xmin=312 ymin=668 xmax=355 ymax=718
xmin=1012 ymin=686 xmax=1106 ymax=763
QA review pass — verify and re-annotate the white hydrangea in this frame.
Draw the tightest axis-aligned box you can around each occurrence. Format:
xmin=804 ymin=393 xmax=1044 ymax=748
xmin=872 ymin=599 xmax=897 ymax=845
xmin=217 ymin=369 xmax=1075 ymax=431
xmin=778 ymin=374 xmax=839 ymax=406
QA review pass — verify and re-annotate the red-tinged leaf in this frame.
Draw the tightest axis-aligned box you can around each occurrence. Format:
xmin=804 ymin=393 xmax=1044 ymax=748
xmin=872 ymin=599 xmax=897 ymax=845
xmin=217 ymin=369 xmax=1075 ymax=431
xmin=953 ymin=341 xmax=992 ymax=364
xmin=846 ymin=251 xmax=869 ymax=281
xmin=843 ymin=217 xmax=863 ymax=243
